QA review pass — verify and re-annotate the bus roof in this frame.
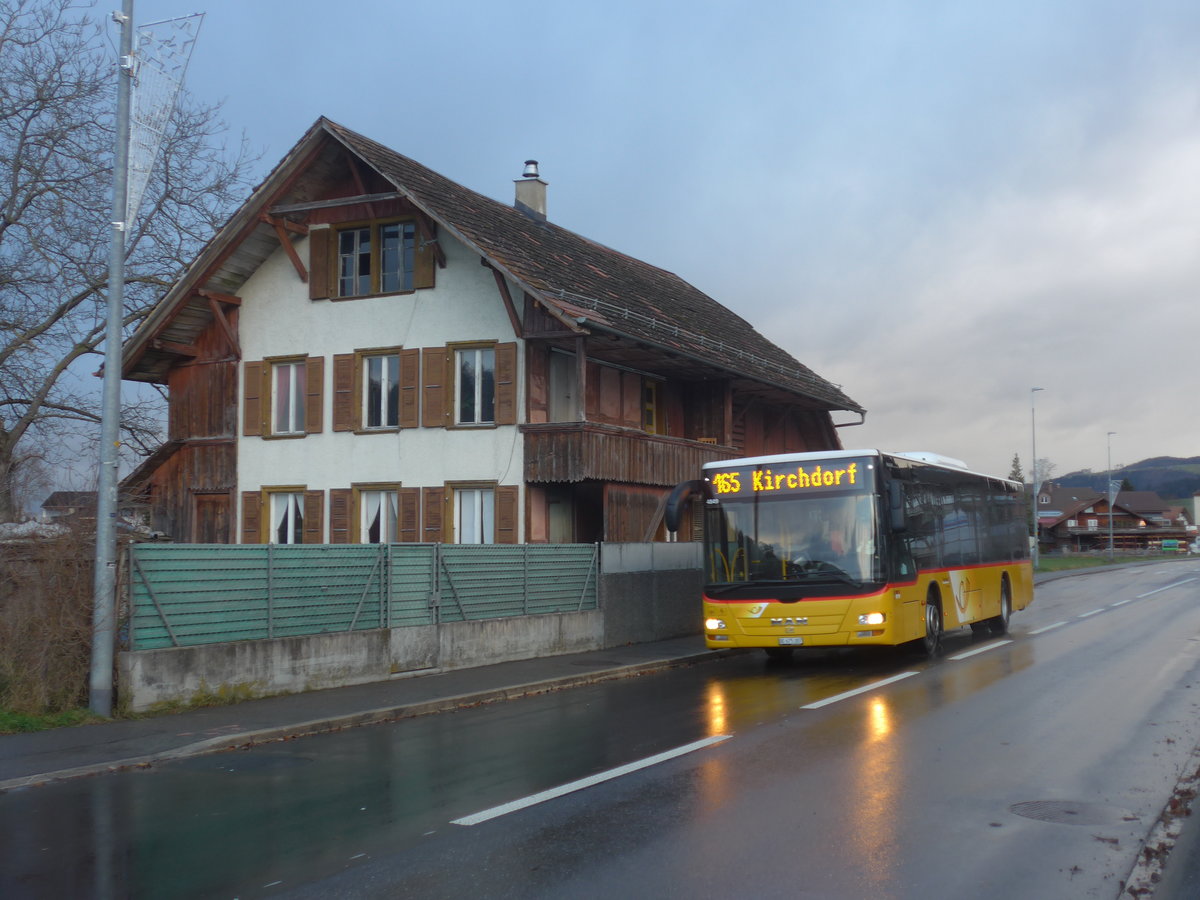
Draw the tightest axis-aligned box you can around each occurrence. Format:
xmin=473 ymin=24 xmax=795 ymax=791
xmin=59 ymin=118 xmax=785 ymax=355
xmin=702 ymin=449 xmax=1021 ymax=488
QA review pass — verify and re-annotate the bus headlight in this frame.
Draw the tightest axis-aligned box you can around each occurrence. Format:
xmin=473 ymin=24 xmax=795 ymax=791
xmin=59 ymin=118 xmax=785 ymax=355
xmin=857 ymin=612 xmax=886 ymax=626
xmin=705 ymin=618 xmax=727 ymax=631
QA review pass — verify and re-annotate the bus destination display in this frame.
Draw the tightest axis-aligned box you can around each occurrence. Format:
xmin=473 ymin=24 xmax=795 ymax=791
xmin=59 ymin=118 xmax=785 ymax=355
xmin=708 ymin=458 xmax=871 ymax=497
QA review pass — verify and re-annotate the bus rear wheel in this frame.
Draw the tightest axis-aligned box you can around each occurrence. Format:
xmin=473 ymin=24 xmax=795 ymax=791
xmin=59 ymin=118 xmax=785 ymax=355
xmin=988 ymin=579 xmax=1012 ymax=636
xmin=921 ymin=590 xmax=943 ymax=657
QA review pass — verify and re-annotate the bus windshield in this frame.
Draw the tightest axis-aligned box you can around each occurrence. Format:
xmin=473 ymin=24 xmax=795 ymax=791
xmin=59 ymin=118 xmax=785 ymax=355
xmin=706 ymin=491 xmax=880 ymax=587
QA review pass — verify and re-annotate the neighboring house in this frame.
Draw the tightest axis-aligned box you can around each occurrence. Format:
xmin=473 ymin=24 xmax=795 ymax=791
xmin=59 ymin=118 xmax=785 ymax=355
xmin=120 ymin=118 xmax=863 ymax=545
xmin=1036 ymin=483 xmax=1192 ymax=552
xmin=39 ymin=491 xmax=97 ymax=526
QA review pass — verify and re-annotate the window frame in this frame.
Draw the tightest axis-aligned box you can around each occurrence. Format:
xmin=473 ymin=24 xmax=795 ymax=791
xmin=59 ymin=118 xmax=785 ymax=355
xmin=449 ymin=481 xmax=497 ymax=544
xmin=265 ymin=487 xmax=306 ymax=545
xmin=352 ymin=483 xmax=402 ymax=543
xmin=270 ymin=358 xmax=307 ymax=436
xmin=334 ymin=218 xmax=418 ymax=299
xmin=453 ymin=343 xmax=497 ymax=427
xmin=361 ymin=349 xmax=402 ymax=431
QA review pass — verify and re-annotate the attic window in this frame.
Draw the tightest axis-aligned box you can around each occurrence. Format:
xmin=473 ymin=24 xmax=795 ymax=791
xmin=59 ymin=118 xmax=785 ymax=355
xmin=338 ymin=221 xmax=416 ymax=296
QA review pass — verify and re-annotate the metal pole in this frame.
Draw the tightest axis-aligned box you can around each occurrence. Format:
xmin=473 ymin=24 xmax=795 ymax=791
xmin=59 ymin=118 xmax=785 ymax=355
xmin=1107 ymin=431 xmax=1117 ymax=561
xmin=90 ymin=0 xmax=135 ymax=718
xmin=1030 ymin=387 xmax=1044 ymax=570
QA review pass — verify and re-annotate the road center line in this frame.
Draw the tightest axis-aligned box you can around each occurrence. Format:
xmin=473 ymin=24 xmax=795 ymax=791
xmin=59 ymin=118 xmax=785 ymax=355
xmin=1077 ymin=609 xmax=1104 ymax=618
xmin=949 ymin=640 xmax=1013 ymax=660
xmin=1111 ymin=598 xmax=1136 ymax=607
xmin=1137 ymin=578 xmax=1198 ymax=599
xmin=450 ymin=735 xmax=731 ymax=826
xmin=1029 ymin=621 xmax=1068 ymax=635
xmin=801 ymin=671 xmax=919 ymax=710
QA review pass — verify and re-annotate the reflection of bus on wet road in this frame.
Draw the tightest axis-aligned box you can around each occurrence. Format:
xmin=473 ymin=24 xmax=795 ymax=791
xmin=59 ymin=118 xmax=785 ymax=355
xmin=665 ymin=449 xmax=1034 ymax=658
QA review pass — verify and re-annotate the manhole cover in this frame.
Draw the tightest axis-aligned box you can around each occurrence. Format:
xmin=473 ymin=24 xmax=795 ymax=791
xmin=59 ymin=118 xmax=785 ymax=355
xmin=1009 ymin=800 xmax=1136 ymax=826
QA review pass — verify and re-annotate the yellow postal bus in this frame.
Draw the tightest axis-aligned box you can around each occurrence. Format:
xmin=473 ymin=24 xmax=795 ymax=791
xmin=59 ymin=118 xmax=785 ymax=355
xmin=666 ymin=449 xmax=1033 ymax=658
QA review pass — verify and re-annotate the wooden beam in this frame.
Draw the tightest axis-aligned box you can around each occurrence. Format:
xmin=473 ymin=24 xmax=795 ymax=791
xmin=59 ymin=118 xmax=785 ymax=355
xmin=346 ymin=153 xmax=377 ymax=220
xmin=206 ymin=295 xmax=241 ymax=360
xmin=150 ymin=339 xmax=198 ymax=357
xmin=260 ymin=213 xmax=308 ymax=282
xmin=262 ymin=215 xmax=308 ymax=236
xmin=488 ymin=265 xmax=524 ymax=338
xmin=196 ymin=289 xmax=241 ymax=306
xmin=268 ymin=192 xmax=404 ymax=215
xmin=415 ymin=212 xmax=447 ymax=268
xmin=575 ymin=335 xmax=588 ymax=422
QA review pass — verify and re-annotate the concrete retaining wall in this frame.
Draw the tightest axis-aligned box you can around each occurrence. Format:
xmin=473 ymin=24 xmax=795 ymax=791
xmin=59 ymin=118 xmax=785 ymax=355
xmin=118 ymin=543 xmax=702 ymax=712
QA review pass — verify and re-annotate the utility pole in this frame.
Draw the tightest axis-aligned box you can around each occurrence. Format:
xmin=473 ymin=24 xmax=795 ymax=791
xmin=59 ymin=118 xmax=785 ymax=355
xmin=90 ymin=0 xmax=135 ymax=718
xmin=1030 ymin=387 xmax=1044 ymax=569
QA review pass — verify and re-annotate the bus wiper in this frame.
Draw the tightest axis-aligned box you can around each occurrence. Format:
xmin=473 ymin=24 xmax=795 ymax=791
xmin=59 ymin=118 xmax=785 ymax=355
xmin=789 ymin=560 xmax=863 ymax=585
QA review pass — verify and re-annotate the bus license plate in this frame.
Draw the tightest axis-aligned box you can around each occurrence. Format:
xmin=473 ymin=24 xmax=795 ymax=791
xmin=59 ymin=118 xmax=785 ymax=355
xmin=778 ymin=637 xmax=804 ymax=646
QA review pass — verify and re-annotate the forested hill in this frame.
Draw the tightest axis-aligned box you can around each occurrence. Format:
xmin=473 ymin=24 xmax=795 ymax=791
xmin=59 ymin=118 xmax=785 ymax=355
xmin=1056 ymin=456 xmax=1200 ymax=500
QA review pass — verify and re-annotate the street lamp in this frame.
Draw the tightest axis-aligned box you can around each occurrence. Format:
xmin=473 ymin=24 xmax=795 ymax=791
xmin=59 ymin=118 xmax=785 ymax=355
xmin=1031 ymin=388 xmax=1044 ymax=569
xmin=1107 ymin=431 xmax=1117 ymax=561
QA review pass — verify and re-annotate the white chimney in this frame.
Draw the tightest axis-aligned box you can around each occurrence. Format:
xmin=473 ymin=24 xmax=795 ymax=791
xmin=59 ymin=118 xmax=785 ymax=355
xmin=514 ymin=159 xmax=547 ymax=220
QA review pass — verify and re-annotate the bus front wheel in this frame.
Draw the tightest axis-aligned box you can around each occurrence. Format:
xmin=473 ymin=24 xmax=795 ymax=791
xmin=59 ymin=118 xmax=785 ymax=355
xmin=922 ymin=590 xmax=943 ymax=657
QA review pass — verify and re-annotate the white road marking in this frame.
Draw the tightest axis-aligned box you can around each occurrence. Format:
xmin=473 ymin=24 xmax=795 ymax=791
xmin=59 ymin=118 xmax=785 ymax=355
xmin=801 ymin=671 xmax=919 ymax=710
xmin=450 ymin=735 xmax=731 ymax=826
xmin=1137 ymin=578 xmax=1198 ymax=599
xmin=1029 ymin=621 xmax=1068 ymax=635
xmin=1078 ymin=609 xmax=1104 ymax=618
xmin=1111 ymin=598 xmax=1136 ymax=607
xmin=949 ymin=640 xmax=1013 ymax=660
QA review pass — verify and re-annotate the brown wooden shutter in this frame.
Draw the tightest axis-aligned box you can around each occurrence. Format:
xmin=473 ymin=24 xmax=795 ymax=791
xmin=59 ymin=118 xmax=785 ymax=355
xmin=494 ymin=342 xmax=518 ymax=425
xmin=422 ymin=486 xmax=445 ymax=542
xmin=422 ymin=347 xmax=449 ymax=428
xmin=329 ymin=488 xmax=353 ymax=543
xmin=332 ymin=354 xmax=356 ymax=432
xmin=399 ymin=348 xmax=420 ymax=428
xmin=241 ymin=491 xmax=262 ymax=544
xmin=621 ymin=371 xmax=641 ymax=428
xmin=305 ymin=355 xmax=324 ymax=434
xmin=302 ymin=490 xmax=324 ymax=543
xmin=309 ymin=227 xmax=331 ymax=300
xmin=243 ymin=361 xmax=263 ymax=436
xmin=398 ymin=487 xmax=421 ymax=542
xmin=414 ymin=222 xmax=436 ymax=290
xmin=495 ymin=485 xmax=519 ymax=544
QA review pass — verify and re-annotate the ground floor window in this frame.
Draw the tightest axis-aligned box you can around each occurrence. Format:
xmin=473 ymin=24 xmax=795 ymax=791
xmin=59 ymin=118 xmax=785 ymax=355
xmin=360 ymin=489 xmax=399 ymax=543
xmin=270 ymin=492 xmax=305 ymax=544
xmin=455 ymin=488 xmax=495 ymax=543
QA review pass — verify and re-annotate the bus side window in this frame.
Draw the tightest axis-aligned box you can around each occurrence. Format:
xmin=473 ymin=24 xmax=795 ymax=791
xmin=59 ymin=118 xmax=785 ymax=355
xmin=891 ymin=537 xmax=916 ymax=579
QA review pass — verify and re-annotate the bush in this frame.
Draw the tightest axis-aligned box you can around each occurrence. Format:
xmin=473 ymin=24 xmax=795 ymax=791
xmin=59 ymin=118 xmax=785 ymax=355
xmin=0 ymin=530 xmax=96 ymax=714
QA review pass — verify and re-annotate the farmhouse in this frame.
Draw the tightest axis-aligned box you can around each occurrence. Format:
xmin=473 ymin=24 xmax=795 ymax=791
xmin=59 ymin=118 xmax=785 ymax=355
xmin=121 ymin=118 xmax=863 ymax=545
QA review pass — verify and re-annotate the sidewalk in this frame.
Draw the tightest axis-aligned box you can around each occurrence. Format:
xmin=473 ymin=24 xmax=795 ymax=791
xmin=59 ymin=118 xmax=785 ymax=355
xmin=0 ymin=635 xmax=729 ymax=792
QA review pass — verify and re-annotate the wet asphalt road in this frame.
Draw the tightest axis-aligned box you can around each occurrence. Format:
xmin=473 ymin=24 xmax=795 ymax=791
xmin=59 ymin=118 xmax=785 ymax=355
xmin=3 ymin=561 xmax=1200 ymax=899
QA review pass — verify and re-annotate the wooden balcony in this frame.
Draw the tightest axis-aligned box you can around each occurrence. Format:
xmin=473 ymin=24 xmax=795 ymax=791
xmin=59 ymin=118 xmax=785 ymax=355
xmin=522 ymin=422 xmax=739 ymax=486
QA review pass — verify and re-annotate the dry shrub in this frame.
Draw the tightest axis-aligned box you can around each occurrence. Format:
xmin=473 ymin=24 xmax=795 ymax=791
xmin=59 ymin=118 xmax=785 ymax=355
xmin=0 ymin=529 xmax=96 ymax=713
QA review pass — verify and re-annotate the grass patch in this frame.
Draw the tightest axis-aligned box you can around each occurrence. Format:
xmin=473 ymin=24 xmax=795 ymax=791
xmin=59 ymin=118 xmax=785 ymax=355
xmin=1037 ymin=553 xmax=1190 ymax=574
xmin=0 ymin=707 xmax=101 ymax=734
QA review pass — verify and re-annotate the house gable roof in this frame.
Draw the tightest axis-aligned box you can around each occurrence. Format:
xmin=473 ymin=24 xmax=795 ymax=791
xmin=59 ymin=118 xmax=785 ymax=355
xmin=123 ymin=118 xmax=861 ymax=414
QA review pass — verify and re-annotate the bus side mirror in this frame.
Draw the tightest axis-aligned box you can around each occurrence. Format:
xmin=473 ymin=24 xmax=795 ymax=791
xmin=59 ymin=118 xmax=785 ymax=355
xmin=888 ymin=482 xmax=906 ymax=532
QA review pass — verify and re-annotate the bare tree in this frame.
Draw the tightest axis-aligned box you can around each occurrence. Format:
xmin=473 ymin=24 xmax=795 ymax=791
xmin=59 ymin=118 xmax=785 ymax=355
xmin=0 ymin=0 xmax=254 ymax=521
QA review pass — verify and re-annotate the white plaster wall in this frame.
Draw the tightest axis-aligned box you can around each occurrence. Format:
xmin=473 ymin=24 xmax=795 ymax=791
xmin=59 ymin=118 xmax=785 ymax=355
xmin=236 ymin=229 xmax=525 ymax=539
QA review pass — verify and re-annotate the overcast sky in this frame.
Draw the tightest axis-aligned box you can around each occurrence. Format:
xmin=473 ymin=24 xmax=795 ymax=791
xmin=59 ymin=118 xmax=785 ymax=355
xmin=137 ymin=0 xmax=1200 ymax=480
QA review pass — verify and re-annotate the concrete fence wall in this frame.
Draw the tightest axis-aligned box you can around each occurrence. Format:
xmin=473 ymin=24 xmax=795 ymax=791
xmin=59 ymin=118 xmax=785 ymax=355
xmin=118 ymin=542 xmax=703 ymax=712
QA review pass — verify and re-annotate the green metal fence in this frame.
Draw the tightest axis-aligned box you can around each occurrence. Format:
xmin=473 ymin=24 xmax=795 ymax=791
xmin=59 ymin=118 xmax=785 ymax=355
xmin=128 ymin=543 xmax=600 ymax=650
